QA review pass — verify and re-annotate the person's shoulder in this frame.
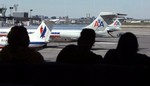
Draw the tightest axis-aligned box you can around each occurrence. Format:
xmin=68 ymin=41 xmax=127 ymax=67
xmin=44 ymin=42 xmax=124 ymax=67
xmin=136 ymin=53 xmax=148 ymax=57
xmin=104 ymin=49 xmax=118 ymax=60
xmin=135 ymin=53 xmax=150 ymax=62
xmin=63 ymin=44 xmax=77 ymax=52
xmin=89 ymin=51 xmax=103 ymax=59
xmin=65 ymin=44 xmax=77 ymax=48
xmin=27 ymin=48 xmax=44 ymax=62
xmin=0 ymin=45 xmax=11 ymax=55
xmin=107 ymin=49 xmax=117 ymax=53
xmin=1 ymin=45 xmax=9 ymax=50
xmin=27 ymin=48 xmax=39 ymax=52
xmin=135 ymin=53 xmax=150 ymax=65
xmin=105 ymin=49 xmax=117 ymax=57
xmin=26 ymin=48 xmax=43 ymax=56
xmin=136 ymin=53 xmax=150 ymax=58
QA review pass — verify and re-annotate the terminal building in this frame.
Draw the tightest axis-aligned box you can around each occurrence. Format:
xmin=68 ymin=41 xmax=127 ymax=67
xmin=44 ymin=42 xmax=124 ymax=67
xmin=13 ymin=12 xmax=28 ymax=18
xmin=0 ymin=7 xmax=42 ymax=26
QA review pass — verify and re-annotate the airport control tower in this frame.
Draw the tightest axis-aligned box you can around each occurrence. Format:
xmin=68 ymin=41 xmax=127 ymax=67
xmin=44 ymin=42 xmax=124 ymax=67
xmin=0 ymin=7 xmax=7 ymax=27
xmin=0 ymin=7 xmax=7 ymax=17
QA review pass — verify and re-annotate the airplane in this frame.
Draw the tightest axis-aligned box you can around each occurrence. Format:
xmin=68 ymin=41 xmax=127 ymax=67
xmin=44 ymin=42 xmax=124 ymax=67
xmin=50 ymin=12 xmax=122 ymax=41
xmin=0 ymin=21 xmax=53 ymax=48
xmin=105 ymin=18 xmax=122 ymax=37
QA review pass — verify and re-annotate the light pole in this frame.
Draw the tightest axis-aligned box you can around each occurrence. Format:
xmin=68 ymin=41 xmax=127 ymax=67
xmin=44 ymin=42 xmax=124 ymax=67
xmin=30 ymin=9 xmax=33 ymax=18
xmin=9 ymin=7 xmax=13 ymax=17
xmin=13 ymin=4 xmax=18 ymax=12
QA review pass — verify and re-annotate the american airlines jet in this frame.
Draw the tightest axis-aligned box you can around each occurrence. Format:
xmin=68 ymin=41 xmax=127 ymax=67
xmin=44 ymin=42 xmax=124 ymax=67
xmin=50 ymin=12 xmax=122 ymax=41
xmin=0 ymin=21 xmax=53 ymax=48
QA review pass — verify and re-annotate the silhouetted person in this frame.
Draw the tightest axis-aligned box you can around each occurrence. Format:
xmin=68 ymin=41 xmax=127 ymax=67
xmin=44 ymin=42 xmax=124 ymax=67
xmin=104 ymin=32 xmax=150 ymax=65
xmin=56 ymin=44 xmax=78 ymax=63
xmin=56 ymin=29 xmax=103 ymax=64
xmin=0 ymin=26 xmax=44 ymax=63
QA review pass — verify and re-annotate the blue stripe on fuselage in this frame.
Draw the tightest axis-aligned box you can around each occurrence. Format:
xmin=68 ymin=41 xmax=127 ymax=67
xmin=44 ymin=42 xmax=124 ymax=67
xmin=30 ymin=42 xmax=46 ymax=45
xmin=51 ymin=32 xmax=60 ymax=34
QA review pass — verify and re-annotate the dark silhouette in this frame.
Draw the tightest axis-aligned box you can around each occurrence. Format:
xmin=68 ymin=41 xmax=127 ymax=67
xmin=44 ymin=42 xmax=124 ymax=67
xmin=104 ymin=32 xmax=150 ymax=65
xmin=56 ymin=44 xmax=78 ymax=63
xmin=56 ymin=29 xmax=103 ymax=64
xmin=0 ymin=26 xmax=44 ymax=63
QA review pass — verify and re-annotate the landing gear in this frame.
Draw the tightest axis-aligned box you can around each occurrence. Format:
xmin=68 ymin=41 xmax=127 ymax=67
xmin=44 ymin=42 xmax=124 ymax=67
xmin=43 ymin=44 xmax=47 ymax=48
xmin=107 ymin=31 xmax=124 ymax=38
xmin=117 ymin=32 xmax=124 ymax=37
xmin=107 ymin=31 xmax=115 ymax=37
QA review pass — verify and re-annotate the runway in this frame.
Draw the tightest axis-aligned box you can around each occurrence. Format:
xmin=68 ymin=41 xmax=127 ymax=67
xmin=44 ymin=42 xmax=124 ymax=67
xmin=38 ymin=27 xmax=150 ymax=62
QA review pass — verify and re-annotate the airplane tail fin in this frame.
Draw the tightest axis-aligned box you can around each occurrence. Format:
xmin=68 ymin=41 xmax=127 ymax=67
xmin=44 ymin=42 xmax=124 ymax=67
xmin=29 ymin=21 xmax=53 ymax=42
xmin=106 ymin=18 xmax=122 ymax=31
xmin=44 ymin=21 xmax=55 ymax=31
xmin=83 ymin=12 xmax=108 ymax=31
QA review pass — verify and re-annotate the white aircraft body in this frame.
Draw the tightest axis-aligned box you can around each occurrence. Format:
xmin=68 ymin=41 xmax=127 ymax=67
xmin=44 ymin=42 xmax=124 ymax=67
xmin=50 ymin=12 xmax=122 ymax=40
xmin=0 ymin=21 xmax=52 ymax=48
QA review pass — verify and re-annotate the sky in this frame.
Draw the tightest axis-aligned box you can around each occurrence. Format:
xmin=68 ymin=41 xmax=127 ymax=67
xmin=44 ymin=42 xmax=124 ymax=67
xmin=1 ymin=0 xmax=150 ymax=19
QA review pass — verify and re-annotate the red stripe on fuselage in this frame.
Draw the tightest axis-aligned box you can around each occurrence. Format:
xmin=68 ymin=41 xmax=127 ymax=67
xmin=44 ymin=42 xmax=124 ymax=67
xmin=50 ymin=35 xmax=60 ymax=38
xmin=0 ymin=34 xmax=7 ymax=37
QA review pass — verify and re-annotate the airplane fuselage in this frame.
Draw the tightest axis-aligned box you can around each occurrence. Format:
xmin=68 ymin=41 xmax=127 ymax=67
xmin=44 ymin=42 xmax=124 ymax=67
xmin=0 ymin=28 xmax=111 ymax=41
xmin=50 ymin=29 xmax=109 ymax=41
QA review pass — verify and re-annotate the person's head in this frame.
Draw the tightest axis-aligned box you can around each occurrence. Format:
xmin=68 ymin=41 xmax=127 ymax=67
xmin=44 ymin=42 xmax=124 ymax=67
xmin=56 ymin=44 xmax=77 ymax=63
xmin=7 ymin=26 xmax=29 ymax=47
xmin=116 ymin=32 xmax=138 ymax=54
xmin=77 ymin=29 xmax=95 ymax=50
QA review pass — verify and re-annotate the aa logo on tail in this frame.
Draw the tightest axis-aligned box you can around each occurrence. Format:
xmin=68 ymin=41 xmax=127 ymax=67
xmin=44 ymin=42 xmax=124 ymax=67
xmin=40 ymin=26 xmax=47 ymax=38
xmin=94 ymin=19 xmax=104 ymax=27
xmin=114 ymin=21 xmax=120 ymax=26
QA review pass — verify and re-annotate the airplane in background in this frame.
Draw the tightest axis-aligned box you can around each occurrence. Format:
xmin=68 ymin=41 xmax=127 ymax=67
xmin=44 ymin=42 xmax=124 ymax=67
xmin=0 ymin=21 xmax=53 ymax=48
xmin=50 ymin=12 xmax=122 ymax=41
xmin=104 ymin=18 xmax=122 ymax=37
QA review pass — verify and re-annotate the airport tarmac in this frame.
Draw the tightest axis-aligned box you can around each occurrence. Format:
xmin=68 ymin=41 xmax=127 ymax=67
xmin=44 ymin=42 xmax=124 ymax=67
xmin=38 ymin=27 xmax=150 ymax=62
